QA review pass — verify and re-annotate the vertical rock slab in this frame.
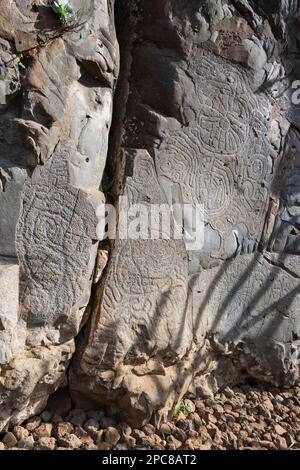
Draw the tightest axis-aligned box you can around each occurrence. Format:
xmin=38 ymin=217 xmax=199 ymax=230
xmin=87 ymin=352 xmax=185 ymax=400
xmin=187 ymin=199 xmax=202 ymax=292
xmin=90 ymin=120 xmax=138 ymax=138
xmin=17 ymin=142 xmax=99 ymax=333
xmin=155 ymin=48 xmax=275 ymax=261
xmin=71 ymin=0 xmax=300 ymax=424
xmin=0 ymin=0 xmax=118 ymax=430
xmin=71 ymin=150 xmax=191 ymax=424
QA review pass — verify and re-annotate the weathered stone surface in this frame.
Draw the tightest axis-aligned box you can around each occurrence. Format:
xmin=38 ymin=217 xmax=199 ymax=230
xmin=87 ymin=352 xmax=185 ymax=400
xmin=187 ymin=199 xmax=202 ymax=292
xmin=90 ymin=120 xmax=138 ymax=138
xmin=17 ymin=435 xmax=34 ymax=449
xmin=104 ymin=427 xmax=121 ymax=446
xmin=70 ymin=150 xmax=191 ymax=425
xmin=155 ymin=49 xmax=275 ymax=263
xmin=32 ymin=422 xmax=53 ymax=439
xmin=17 ymin=141 xmax=99 ymax=330
xmin=0 ymin=0 xmax=300 ymax=433
xmin=57 ymin=433 xmax=82 ymax=449
xmin=25 ymin=416 xmax=41 ymax=432
xmin=70 ymin=0 xmax=300 ymax=425
xmin=36 ymin=437 xmax=56 ymax=451
xmin=12 ymin=425 xmax=29 ymax=441
xmin=0 ymin=0 xmax=118 ymax=431
xmin=0 ymin=260 xmax=19 ymax=334
xmin=2 ymin=431 xmax=17 ymax=448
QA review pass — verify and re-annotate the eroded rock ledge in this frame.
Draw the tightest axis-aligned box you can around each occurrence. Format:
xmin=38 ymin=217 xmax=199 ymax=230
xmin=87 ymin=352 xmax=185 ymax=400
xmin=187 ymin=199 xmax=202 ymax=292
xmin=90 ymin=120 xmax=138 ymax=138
xmin=0 ymin=0 xmax=300 ymax=430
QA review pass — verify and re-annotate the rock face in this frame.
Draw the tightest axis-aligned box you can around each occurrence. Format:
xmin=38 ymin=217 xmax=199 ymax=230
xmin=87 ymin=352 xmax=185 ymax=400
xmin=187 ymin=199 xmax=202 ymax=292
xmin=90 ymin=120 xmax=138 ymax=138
xmin=0 ymin=0 xmax=300 ymax=430
xmin=0 ymin=0 xmax=118 ymax=430
xmin=17 ymin=141 xmax=99 ymax=330
xmin=70 ymin=0 xmax=300 ymax=426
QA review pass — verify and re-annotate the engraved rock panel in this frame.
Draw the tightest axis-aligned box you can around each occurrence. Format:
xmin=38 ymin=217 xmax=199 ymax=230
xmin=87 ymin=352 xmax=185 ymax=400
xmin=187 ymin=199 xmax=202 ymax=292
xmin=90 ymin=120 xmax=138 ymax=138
xmin=72 ymin=0 xmax=300 ymax=425
xmin=16 ymin=142 xmax=99 ymax=329
xmin=70 ymin=150 xmax=190 ymax=424
xmin=0 ymin=0 xmax=299 ymax=430
xmin=156 ymin=50 xmax=275 ymax=258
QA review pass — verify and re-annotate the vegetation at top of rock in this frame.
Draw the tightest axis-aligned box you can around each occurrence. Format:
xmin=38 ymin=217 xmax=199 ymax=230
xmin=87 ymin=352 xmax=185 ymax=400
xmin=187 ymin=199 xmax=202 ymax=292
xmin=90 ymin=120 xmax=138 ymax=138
xmin=51 ymin=0 xmax=74 ymax=24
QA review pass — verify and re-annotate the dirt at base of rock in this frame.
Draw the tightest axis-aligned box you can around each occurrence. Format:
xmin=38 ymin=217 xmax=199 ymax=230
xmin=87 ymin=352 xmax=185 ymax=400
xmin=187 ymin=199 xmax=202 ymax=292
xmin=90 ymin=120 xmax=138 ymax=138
xmin=1 ymin=384 xmax=300 ymax=451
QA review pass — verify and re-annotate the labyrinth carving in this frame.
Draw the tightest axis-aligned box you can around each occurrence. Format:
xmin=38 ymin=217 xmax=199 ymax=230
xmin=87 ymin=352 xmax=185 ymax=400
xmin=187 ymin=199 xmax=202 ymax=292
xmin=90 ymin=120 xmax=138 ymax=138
xmin=16 ymin=143 xmax=98 ymax=326
xmin=156 ymin=51 xmax=275 ymax=246
xmin=85 ymin=151 xmax=190 ymax=368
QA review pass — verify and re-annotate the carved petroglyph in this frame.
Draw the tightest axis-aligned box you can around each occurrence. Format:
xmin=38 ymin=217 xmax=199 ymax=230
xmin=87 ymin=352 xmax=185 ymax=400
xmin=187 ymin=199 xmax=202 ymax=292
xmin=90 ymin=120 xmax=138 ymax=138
xmin=97 ymin=239 xmax=188 ymax=364
xmin=156 ymin=52 xmax=274 ymax=258
xmin=16 ymin=142 xmax=98 ymax=327
xmin=70 ymin=4 xmax=300 ymax=426
xmin=0 ymin=0 xmax=119 ymax=431
xmin=82 ymin=151 xmax=190 ymax=369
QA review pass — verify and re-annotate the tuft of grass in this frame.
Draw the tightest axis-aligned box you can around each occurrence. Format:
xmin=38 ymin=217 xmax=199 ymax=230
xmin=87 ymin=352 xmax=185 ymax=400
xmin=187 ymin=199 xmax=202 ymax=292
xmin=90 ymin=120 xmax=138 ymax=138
xmin=51 ymin=1 xmax=75 ymax=24
xmin=172 ymin=399 xmax=190 ymax=421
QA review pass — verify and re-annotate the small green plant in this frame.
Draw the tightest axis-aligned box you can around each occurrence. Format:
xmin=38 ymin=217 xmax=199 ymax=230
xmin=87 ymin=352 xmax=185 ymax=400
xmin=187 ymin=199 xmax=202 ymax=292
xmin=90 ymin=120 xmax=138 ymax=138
xmin=51 ymin=1 xmax=74 ymax=24
xmin=172 ymin=399 xmax=190 ymax=421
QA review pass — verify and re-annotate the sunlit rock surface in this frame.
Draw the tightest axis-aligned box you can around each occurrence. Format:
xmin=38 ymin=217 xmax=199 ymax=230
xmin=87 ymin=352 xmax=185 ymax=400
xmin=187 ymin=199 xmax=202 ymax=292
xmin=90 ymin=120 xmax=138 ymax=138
xmin=70 ymin=0 xmax=300 ymax=426
xmin=0 ymin=0 xmax=118 ymax=430
xmin=0 ymin=0 xmax=299 ymax=430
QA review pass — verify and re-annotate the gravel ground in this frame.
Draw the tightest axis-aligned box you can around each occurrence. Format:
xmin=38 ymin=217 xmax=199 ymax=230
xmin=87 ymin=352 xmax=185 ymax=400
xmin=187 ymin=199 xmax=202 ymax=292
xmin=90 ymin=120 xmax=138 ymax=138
xmin=1 ymin=384 xmax=300 ymax=451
